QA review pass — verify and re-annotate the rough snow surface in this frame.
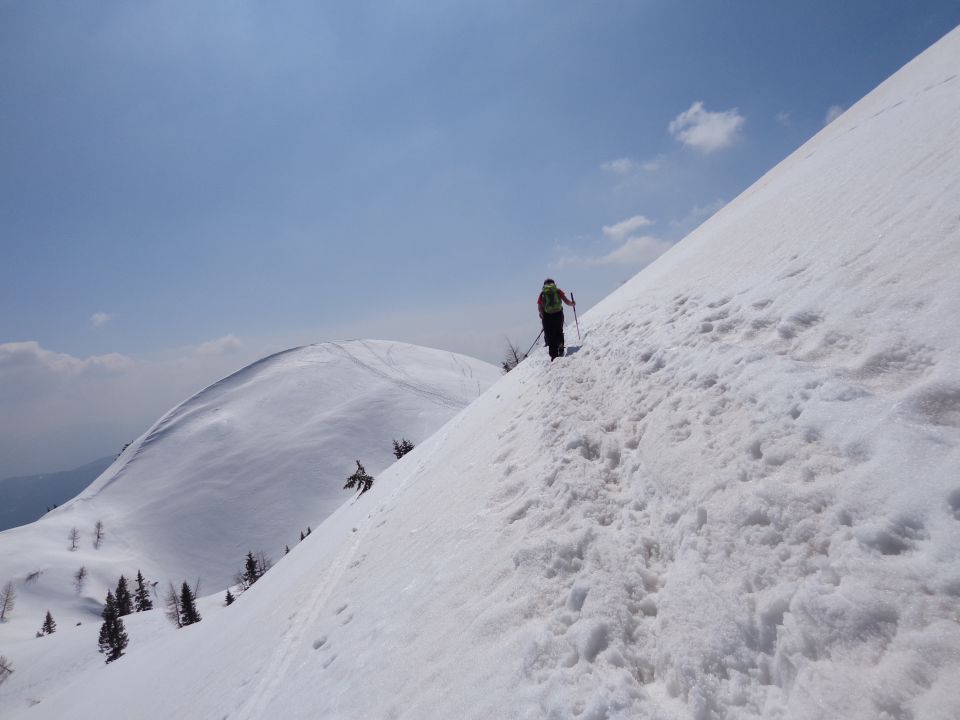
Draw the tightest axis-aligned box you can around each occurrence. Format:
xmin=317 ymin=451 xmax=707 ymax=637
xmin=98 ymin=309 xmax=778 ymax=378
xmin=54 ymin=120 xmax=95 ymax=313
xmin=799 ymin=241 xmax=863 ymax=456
xmin=3 ymin=25 xmax=960 ymax=720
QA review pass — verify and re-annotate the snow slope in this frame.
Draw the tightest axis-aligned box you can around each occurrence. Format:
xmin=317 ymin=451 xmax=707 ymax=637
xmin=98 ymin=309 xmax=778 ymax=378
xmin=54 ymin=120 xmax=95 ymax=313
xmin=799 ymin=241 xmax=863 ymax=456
xmin=4 ymin=26 xmax=960 ymax=720
xmin=0 ymin=340 xmax=499 ymax=642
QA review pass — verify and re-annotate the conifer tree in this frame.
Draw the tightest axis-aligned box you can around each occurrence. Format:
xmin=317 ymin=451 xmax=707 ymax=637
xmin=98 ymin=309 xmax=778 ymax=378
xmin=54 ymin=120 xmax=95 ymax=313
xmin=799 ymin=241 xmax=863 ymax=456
xmin=68 ymin=527 xmax=80 ymax=551
xmin=285 ymin=545 xmax=290 ymax=555
xmin=41 ymin=610 xmax=56 ymax=635
xmin=97 ymin=591 xmax=129 ymax=663
xmin=343 ymin=460 xmax=374 ymax=496
xmin=300 ymin=530 xmax=305 ymax=541
xmin=225 ymin=589 xmax=235 ymax=606
xmin=115 ymin=575 xmax=133 ymax=616
xmin=242 ymin=551 xmax=259 ymax=589
xmin=134 ymin=571 xmax=153 ymax=612
xmin=0 ymin=580 xmax=14 ymax=621
xmin=179 ymin=582 xmax=201 ymax=626
xmin=392 ymin=438 xmax=415 ymax=459
xmin=306 ymin=526 xmax=311 ymax=535
xmin=93 ymin=520 xmax=105 ymax=549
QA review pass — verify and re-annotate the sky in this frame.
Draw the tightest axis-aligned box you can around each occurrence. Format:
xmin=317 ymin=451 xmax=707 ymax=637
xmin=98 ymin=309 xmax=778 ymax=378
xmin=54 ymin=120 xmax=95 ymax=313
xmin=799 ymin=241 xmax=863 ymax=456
xmin=2 ymin=0 xmax=960 ymax=477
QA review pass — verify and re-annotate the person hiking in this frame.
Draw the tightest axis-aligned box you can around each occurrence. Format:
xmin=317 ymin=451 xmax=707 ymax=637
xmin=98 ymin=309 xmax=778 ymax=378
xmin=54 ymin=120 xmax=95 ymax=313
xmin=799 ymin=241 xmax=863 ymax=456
xmin=537 ymin=278 xmax=575 ymax=360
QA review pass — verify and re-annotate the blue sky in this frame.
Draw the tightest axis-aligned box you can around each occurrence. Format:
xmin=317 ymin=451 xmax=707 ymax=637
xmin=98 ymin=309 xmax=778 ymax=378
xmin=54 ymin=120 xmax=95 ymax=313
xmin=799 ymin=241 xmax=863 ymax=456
xmin=2 ymin=1 xmax=959 ymax=476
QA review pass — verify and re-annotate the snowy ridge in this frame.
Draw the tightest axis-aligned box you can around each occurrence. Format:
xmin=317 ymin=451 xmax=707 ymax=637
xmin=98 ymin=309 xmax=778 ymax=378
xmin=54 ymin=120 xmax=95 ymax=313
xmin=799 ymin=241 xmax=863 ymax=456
xmin=3 ymin=26 xmax=960 ymax=720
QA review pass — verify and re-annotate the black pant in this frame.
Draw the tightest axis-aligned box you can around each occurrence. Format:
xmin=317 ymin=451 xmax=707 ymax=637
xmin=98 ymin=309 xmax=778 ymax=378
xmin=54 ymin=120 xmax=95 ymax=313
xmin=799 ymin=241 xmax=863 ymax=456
xmin=542 ymin=311 xmax=565 ymax=359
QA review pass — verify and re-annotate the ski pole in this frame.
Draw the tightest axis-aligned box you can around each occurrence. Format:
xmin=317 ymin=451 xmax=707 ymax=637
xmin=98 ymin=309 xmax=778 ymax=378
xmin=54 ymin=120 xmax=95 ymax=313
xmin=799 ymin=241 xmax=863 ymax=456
xmin=524 ymin=329 xmax=544 ymax=358
xmin=571 ymin=292 xmax=581 ymax=341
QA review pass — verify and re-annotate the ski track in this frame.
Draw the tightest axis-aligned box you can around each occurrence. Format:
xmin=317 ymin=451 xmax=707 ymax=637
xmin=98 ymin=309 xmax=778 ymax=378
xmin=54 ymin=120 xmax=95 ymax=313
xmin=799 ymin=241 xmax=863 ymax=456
xmin=233 ymin=518 xmax=369 ymax=720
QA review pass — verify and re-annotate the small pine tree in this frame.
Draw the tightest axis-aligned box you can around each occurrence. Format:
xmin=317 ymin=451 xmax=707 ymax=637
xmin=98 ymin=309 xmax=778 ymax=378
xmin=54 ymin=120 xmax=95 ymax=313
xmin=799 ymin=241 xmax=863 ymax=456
xmin=68 ymin=527 xmax=80 ymax=551
xmin=40 ymin=610 xmax=56 ymax=635
xmin=343 ymin=460 xmax=374 ymax=496
xmin=299 ymin=530 xmax=305 ymax=541
xmin=134 ymin=571 xmax=153 ymax=612
xmin=306 ymin=526 xmax=311 ymax=535
xmin=115 ymin=575 xmax=133 ymax=616
xmin=93 ymin=520 xmax=105 ymax=549
xmin=225 ymin=589 xmax=235 ymax=606
xmin=392 ymin=438 xmax=415 ymax=459
xmin=0 ymin=580 xmax=15 ymax=621
xmin=242 ymin=551 xmax=259 ymax=589
xmin=179 ymin=582 xmax=201 ymax=626
xmin=97 ymin=591 xmax=129 ymax=663
xmin=285 ymin=545 xmax=290 ymax=555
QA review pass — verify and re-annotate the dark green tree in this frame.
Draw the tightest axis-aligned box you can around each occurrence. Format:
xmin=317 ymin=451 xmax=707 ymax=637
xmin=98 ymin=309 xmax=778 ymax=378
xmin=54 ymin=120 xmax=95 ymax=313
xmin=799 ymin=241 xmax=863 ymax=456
xmin=40 ymin=610 xmax=56 ymax=635
xmin=179 ymin=582 xmax=201 ymax=626
xmin=97 ymin=591 xmax=129 ymax=663
xmin=225 ymin=589 xmax=235 ymax=606
xmin=115 ymin=575 xmax=133 ymax=616
xmin=242 ymin=551 xmax=259 ymax=588
xmin=392 ymin=438 xmax=415 ymax=459
xmin=134 ymin=571 xmax=153 ymax=612
xmin=344 ymin=460 xmax=374 ymax=496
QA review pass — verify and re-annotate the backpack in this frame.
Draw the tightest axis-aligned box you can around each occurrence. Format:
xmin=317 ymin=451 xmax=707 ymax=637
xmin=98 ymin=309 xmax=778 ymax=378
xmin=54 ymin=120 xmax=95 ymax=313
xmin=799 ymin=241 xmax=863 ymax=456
xmin=541 ymin=283 xmax=563 ymax=314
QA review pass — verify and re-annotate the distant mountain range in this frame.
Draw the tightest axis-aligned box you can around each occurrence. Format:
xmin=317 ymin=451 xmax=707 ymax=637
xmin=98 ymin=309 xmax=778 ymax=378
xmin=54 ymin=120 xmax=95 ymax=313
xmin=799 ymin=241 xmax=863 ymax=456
xmin=0 ymin=456 xmax=114 ymax=531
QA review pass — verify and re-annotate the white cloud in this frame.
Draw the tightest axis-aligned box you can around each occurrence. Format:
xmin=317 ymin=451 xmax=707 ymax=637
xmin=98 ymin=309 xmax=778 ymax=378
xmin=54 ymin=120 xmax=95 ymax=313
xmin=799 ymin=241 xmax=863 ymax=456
xmin=824 ymin=104 xmax=845 ymax=125
xmin=601 ymin=157 xmax=637 ymax=174
xmin=640 ymin=155 xmax=664 ymax=172
xmin=90 ymin=312 xmax=112 ymax=328
xmin=668 ymin=101 xmax=745 ymax=153
xmin=0 ymin=342 xmax=133 ymax=390
xmin=0 ymin=337 xmax=261 ymax=477
xmin=602 ymin=215 xmax=654 ymax=242
xmin=195 ymin=334 xmax=243 ymax=356
xmin=775 ymin=111 xmax=791 ymax=127
xmin=601 ymin=155 xmax=663 ymax=176
xmin=592 ymin=236 xmax=672 ymax=266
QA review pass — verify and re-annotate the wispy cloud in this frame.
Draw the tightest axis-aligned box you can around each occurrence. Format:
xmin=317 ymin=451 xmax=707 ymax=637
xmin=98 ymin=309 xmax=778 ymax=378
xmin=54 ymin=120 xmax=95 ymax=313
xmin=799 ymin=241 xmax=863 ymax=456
xmin=668 ymin=101 xmax=745 ymax=153
xmin=775 ymin=111 xmax=791 ymax=127
xmin=601 ymin=157 xmax=637 ymax=175
xmin=195 ymin=334 xmax=243 ymax=356
xmin=90 ymin=312 xmax=112 ymax=328
xmin=601 ymin=155 xmax=663 ymax=176
xmin=640 ymin=155 xmax=664 ymax=172
xmin=602 ymin=215 xmax=654 ymax=242
xmin=555 ymin=213 xmax=671 ymax=269
xmin=593 ymin=236 xmax=671 ymax=266
xmin=824 ymin=104 xmax=845 ymax=125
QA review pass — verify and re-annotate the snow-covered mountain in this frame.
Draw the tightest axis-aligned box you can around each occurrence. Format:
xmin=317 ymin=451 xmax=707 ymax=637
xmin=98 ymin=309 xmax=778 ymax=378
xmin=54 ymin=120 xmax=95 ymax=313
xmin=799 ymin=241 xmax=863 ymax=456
xmin=0 ymin=340 xmax=500 ymax=642
xmin=3 ymin=26 xmax=960 ymax=720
